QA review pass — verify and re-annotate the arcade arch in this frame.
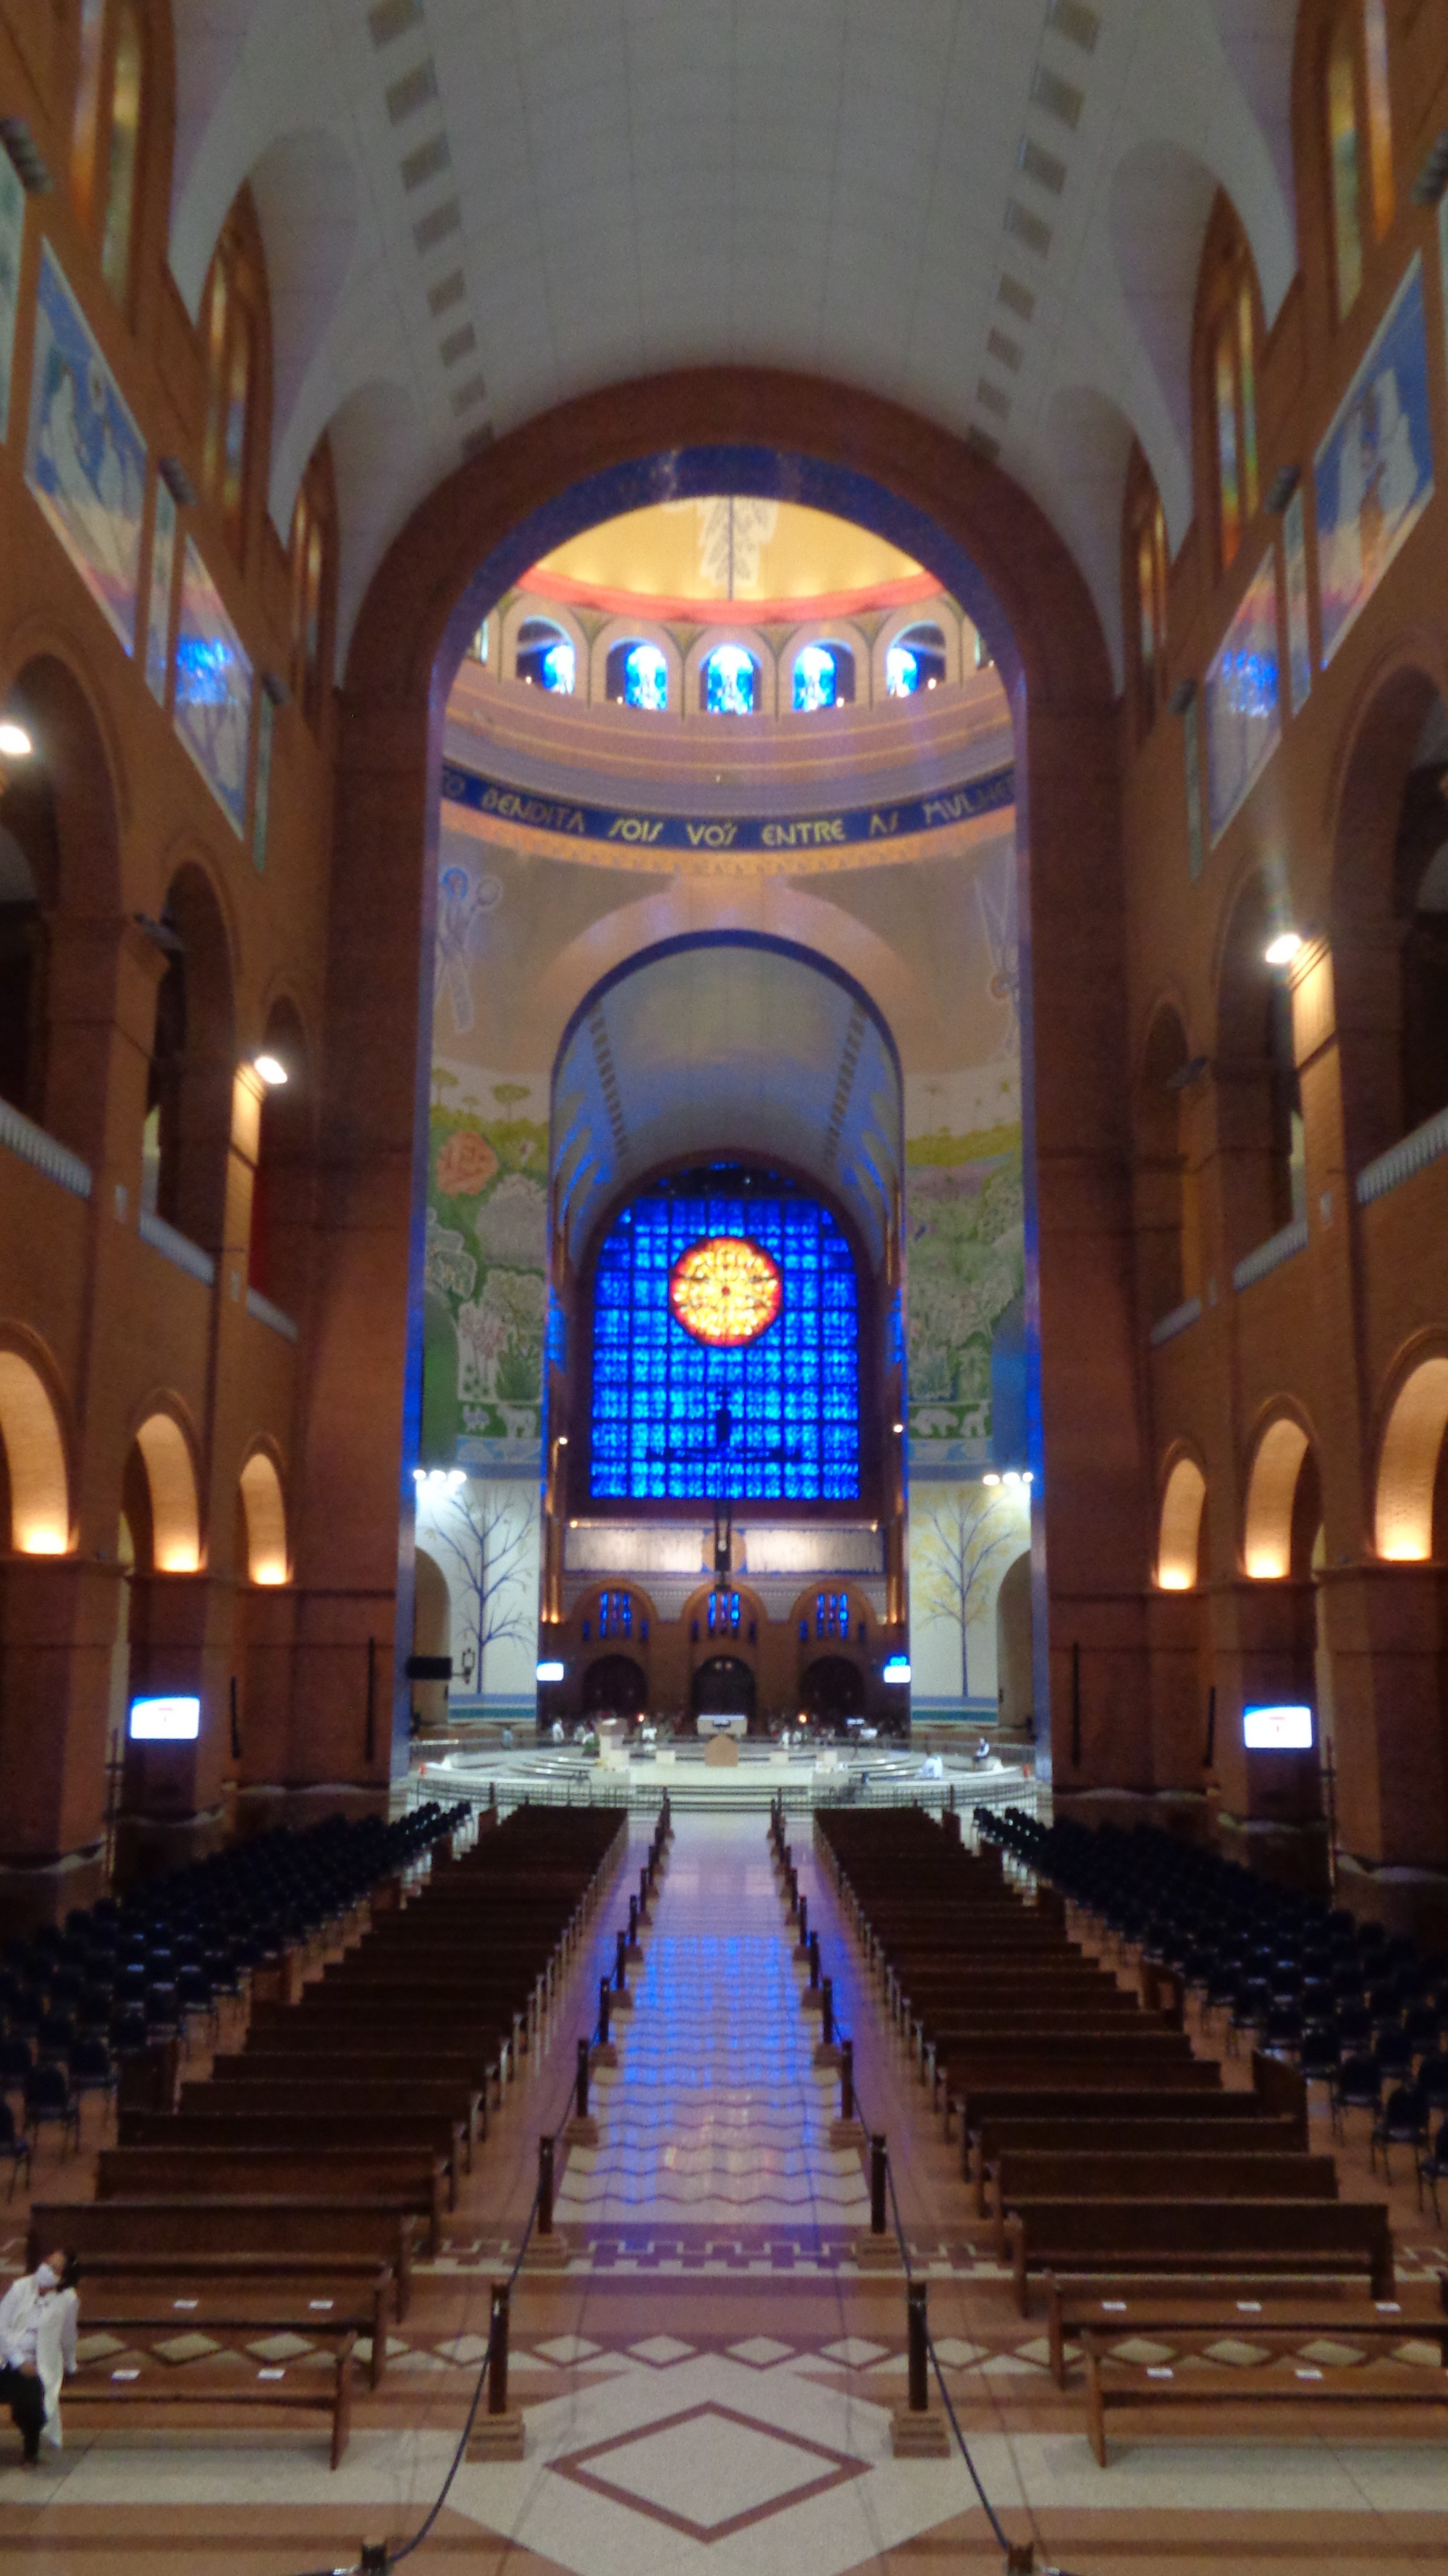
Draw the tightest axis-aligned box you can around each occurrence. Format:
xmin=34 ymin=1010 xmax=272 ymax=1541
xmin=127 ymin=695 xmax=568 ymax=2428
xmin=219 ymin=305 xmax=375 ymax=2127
xmin=0 ymin=1348 xmax=71 ymax=1554
xmin=1158 ymin=1453 xmax=1208 ymax=1591
xmin=238 ymin=1449 xmax=287 ymax=1586
xmin=1243 ymin=1413 xmax=1320 ymax=1581
xmin=130 ymin=1410 xmax=201 ymax=1575
xmin=1375 ymin=1353 xmax=1448 ymax=1562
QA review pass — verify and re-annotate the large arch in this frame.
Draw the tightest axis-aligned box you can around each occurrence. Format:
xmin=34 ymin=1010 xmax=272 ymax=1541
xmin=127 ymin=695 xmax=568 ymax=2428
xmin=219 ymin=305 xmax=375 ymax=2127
xmin=238 ymin=1449 xmax=288 ymax=1586
xmin=1158 ymin=1452 xmax=1208 ymax=1591
xmin=300 ymin=367 xmax=1142 ymax=1795
xmin=1243 ymin=1413 xmax=1318 ymax=1581
xmin=1375 ymin=1352 xmax=1448 ymax=1562
xmin=132 ymin=1411 xmax=201 ymax=1575
xmin=0 ymin=1347 xmax=71 ymax=1554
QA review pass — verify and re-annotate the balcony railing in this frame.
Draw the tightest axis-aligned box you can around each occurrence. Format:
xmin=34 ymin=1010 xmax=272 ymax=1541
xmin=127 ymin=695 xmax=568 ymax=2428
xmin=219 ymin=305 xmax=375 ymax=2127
xmin=1148 ymin=1295 xmax=1202 ymax=1347
xmin=1232 ymin=1214 xmax=1308 ymax=1294
xmin=245 ymin=1285 xmax=299 ymax=1342
xmin=0 ymin=1096 xmax=91 ymax=1199
xmin=1356 ymin=1103 xmax=1448 ymax=1208
xmin=138 ymin=1206 xmax=216 ymax=1286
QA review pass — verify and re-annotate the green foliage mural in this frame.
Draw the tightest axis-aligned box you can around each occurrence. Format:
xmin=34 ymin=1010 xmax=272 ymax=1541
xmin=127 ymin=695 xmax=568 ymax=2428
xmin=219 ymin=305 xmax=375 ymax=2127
xmin=423 ymin=1067 xmax=549 ymax=1465
xmin=904 ymin=1119 xmax=1024 ymax=1468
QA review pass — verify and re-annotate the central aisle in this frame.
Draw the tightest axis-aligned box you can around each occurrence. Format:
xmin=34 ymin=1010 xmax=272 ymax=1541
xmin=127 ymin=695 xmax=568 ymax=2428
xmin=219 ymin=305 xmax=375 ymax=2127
xmin=556 ymin=1809 xmax=870 ymax=2238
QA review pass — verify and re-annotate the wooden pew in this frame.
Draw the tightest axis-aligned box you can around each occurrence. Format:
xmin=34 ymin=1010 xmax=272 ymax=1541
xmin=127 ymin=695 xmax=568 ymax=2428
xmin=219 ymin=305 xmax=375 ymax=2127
xmin=969 ymin=2112 xmax=1308 ymax=2213
xmin=1003 ymin=2199 xmax=1395 ymax=2312
xmin=180 ymin=2076 xmax=484 ymax=2163
xmin=31 ymin=2197 xmax=417 ymax=2317
xmin=1045 ymin=2275 xmax=1448 ymax=2388
xmin=95 ymin=2144 xmax=447 ymax=2257
xmin=73 ymin=2267 xmax=392 ymax=2387
xmin=991 ymin=2150 xmax=1339 ymax=2258
xmin=64 ymin=2332 xmax=356 ymax=2467
xmin=1082 ymin=2321 xmax=1448 ymax=2464
xmin=119 ymin=2108 xmax=468 ymax=2210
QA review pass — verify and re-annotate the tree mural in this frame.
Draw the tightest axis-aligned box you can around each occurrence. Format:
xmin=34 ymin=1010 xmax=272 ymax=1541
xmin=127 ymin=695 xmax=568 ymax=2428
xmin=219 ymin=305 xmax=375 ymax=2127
xmin=424 ymin=1481 xmax=536 ymax=1691
xmin=912 ymin=1483 xmax=1027 ymax=1697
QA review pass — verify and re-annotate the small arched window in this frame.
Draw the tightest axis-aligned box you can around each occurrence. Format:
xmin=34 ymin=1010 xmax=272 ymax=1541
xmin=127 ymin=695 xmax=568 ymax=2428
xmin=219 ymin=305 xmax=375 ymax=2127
xmin=72 ymin=0 xmax=146 ymax=308
xmin=288 ymin=442 xmax=335 ymax=732
xmin=1130 ymin=476 xmax=1169 ymax=734
xmin=1205 ymin=237 xmax=1259 ymax=572
xmin=793 ymin=644 xmax=855 ymax=713
xmin=515 ymin=618 xmax=576 ymax=693
xmin=201 ymin=218 xmax=261 ymax=557
xmin=700 ymin=644 xmax=759 ymax=716
xmin=1326 ymin=0 xmax=1394 ymax=321
xmin=605 ymin=640 xmax=668 ymax=710
xmin=885 ymin=623 xmax=946 ymax=697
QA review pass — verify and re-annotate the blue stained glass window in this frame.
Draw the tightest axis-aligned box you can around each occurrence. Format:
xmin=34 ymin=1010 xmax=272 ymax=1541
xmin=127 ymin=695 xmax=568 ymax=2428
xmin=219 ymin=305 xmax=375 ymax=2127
xmin=589 ymin=1169 xmax=861 ymax=1502
xmin=815 ymin=1590 xmax=850 ymax=1638
xmin=515 ymin=618 xmax=576 ymax=693
xmin=598 ymin=1589 xmax=632 ymax=1637
xmin=701 ymin=644 xmax=759 ymax=715
xmin=626 ymin=644 xmax=667 ymax=709
xmin=792 ymin=644 xmax=854 ymax=712
xmin=885 ymin=623 xmax=947 ymax=697
xmin=707 ymin=1590 xmax=741 ymax=1633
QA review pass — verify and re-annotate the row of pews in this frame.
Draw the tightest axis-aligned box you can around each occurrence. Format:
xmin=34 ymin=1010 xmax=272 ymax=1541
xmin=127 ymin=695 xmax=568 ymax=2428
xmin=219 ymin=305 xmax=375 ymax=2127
xmin=26 ymin=1801 xmax=623 ymax=2463
xmin=816 ymin=1803 xmax=1448 ymax=2461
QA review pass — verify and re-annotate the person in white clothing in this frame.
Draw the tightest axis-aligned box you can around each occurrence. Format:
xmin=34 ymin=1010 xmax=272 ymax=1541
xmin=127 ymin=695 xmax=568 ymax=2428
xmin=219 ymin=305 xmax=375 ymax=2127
xmin=0 ymin=2250 xmax=79 ymax=2464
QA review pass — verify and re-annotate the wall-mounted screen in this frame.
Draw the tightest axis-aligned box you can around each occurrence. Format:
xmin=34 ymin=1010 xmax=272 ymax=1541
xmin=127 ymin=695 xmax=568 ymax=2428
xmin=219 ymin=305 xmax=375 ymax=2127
xmin=129 ymin=1694 xmax=201 ymax=1741
xmin=1242 ymin=1704 xmax=1313 ymax=1751
xmin=589 ymin=1167 xmax=860 ymax=1503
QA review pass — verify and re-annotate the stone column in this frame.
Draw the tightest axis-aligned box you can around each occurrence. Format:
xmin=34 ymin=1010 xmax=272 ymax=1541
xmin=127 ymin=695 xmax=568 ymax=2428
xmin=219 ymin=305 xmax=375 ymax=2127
xmin=1208 ymin=1577 xmax=1326 ymax=1891
xmin=0 ymin=1555 xmax=126 ymax=1935
xmin=118 ymin=1569 xmax=235 ymax=1879
xmin=1319 ymin=1561 xmax=1448 ymax=1874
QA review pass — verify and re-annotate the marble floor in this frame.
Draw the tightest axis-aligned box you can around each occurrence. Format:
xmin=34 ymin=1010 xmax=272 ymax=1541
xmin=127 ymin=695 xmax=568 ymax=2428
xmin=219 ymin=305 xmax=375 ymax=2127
xmin=4 ymin=1810 xmax=1448 ymax=2574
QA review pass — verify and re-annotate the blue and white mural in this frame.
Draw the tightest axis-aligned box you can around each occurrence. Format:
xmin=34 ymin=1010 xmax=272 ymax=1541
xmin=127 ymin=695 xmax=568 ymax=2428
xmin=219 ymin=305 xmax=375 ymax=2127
xmin=1315 ymin=253 xmax=1434 ymax=668
xmin=174 ymin=537 xmax=253 ymax=835
xmin=25 ymin=245 xmax=146 ymax=654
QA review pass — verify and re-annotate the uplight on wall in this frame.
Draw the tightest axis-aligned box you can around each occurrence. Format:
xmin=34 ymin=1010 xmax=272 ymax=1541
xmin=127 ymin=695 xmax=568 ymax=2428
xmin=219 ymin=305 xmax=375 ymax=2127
xmin=1264 ymin=930 xmax=1303 ymax=967
xmin=1243 ymin=1703 xmax=1313 ymax=1751
xmin=0 ymin=717 xmax=34 ymax=758
xmin=129 ymin=1693 xmax=201 ymax=1741
xmin=253 ymin=1053 xmax=288 ymax=1087
xmin=536 ymin=1660 xmax=565 ymax=1683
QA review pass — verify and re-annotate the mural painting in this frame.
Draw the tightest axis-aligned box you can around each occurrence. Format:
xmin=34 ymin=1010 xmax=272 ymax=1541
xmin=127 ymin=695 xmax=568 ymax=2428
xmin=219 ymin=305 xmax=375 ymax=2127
xmin=0 ymin=142 xmax=24 ymax=445
xmin=423 ymin=1054 xmax=549 ymax=1472
xmin=1315 ymin=253 xmax=1434 ymax=668
xmin=25 ymin=244 xmax=146 ymax=655
xmin=173 ymin=538 xmax=253 ymax=833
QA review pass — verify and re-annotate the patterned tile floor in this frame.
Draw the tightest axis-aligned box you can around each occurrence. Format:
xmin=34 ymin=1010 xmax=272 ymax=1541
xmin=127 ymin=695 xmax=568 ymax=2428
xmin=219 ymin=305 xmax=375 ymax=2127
xmin=4 ymin=1811 xmax=1448 ymax=2575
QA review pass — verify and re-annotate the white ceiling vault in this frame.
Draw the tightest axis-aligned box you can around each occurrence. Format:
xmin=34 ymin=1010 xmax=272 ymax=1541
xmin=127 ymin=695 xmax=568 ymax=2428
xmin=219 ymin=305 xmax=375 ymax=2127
xmin=168 ymin=0 xmax=1299 ymax=675
xmin=549 ymin=938 xmax=902 ymax=1273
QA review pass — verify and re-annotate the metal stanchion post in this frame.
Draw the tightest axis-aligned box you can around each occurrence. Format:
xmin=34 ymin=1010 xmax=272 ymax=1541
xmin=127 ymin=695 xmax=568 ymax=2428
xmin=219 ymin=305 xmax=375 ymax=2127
xmin=906 ymin=2281 xmax=928 ymax=2412
xmin=538 ymin=2134 xmax=555 ymax=2234
xmin=488 ymin=2282 xmax=510 ymax=2415
xmin=891 ymin=2276 xmax=948 ymax=2454
xmin=841 ymin=2038 xmax=854 ymax=2121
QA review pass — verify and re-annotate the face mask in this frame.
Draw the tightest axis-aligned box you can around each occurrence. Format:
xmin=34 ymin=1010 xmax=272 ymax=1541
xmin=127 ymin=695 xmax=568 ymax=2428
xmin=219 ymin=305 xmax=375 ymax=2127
xmin=33 ymin=2265 xmax=57 ymax=2291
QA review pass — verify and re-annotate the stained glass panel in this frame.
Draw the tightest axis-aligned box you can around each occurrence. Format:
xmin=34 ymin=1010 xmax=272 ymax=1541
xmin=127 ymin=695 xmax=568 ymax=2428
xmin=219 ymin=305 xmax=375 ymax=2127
xmin=589 ymin=1169 xmax=860 ymax=1502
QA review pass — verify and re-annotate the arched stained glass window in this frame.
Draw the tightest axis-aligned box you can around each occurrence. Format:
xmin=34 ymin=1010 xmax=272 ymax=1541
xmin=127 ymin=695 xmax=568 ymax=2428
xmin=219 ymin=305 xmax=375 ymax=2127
xmin=516 ymin=618 xmax=576 ymax=693
xmin=701 ymin=644 xmax=759 ymax=715
xmin=793 ymin=643 xmax=855 ymax=712
xmin=885 ymin=623 xmax=946 ymax=697
xmin=589 ymin=1167 xmax=860 ymax=1502
xmin=606 ymin=640 xmax=668 ymax=710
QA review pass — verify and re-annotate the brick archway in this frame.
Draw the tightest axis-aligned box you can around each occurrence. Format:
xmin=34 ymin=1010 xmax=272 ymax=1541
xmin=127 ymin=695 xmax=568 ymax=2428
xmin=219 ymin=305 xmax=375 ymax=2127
xmin=300 ymin=368 xmax=1142 ymax=1797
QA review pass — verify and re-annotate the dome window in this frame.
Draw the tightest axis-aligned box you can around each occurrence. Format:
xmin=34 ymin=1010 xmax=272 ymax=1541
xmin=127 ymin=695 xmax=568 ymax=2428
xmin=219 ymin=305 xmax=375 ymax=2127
xmin=701 ymin=644 xmax=759 ymax=716
xmin=885 ymin=623 xmax=947 ymax=697
xmin=515 ymin=618 xmax=576 ymax=693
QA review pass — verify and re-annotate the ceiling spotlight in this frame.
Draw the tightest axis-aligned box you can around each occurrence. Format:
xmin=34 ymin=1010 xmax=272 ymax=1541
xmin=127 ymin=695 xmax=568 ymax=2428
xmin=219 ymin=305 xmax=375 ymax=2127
xmin=0 ymin=718 xmax=34 ymax=758
xmin=892 ymin=1420 xmax=904 ymax=1434
xmin=982 ymin=1470 xmax=1001 ymax=1486
xmin=253 ymin=1053 xmax=288 ymax=1085
xmin=1264 ymin=930 xmax=1303 ymax=967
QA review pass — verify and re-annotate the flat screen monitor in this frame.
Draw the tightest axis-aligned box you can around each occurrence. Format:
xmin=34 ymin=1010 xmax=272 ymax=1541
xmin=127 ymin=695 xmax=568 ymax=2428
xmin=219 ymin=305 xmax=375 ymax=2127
xmin=1242 ymin=1704 xmax=1313 ymax=1751
xmin=129 ymin=1694 xmax=201 ymax=1742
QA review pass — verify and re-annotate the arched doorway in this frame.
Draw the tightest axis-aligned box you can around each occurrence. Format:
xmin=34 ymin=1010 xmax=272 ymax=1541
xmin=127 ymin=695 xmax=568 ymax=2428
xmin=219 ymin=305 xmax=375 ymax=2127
xmin=584 ymin=1654 xmax=647 ymax=1720
xmin=799 ymin=1656 xmax=863 ymax=1727
xmin=411 ymin=1544 xmax=451 ymax=1735
xmin=691 ymin=1655 xmax=755 ymax=1730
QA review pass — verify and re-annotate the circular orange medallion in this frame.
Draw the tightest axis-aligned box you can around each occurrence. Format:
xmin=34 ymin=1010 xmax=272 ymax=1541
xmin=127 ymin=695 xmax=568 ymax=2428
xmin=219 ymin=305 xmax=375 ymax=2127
xmin=669 ymin=1235 xmax=782 ymax=1346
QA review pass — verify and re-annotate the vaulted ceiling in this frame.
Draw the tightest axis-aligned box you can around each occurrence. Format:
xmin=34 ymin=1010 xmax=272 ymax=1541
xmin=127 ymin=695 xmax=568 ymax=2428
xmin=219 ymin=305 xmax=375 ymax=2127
xmin=170 ymin=0 xmax=1299 ymax=675
xmin=550 ymin=938 xmax=901 ymax=1270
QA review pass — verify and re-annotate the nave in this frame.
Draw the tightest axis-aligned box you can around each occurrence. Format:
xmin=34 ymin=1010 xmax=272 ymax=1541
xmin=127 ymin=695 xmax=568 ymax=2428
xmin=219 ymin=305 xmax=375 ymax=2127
xmin=4 ymin=1809 xmax=1448 ymax=2575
